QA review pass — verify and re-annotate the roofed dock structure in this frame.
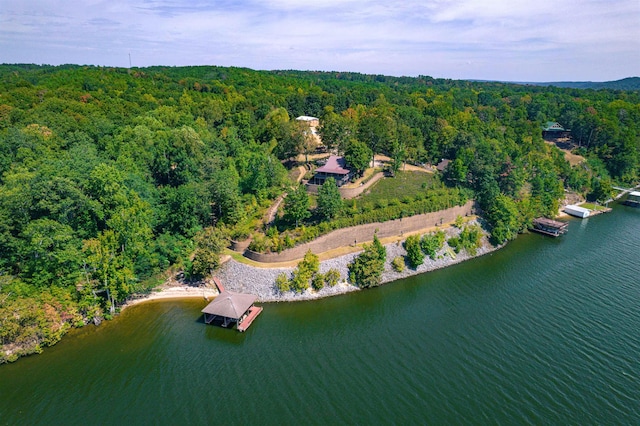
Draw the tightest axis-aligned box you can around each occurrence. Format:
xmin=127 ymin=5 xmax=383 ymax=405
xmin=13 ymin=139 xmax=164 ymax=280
xmin=202 ymin=290 xmax=262 ymax=331
xmin=531 ymin=217 xmax=569 ymax=237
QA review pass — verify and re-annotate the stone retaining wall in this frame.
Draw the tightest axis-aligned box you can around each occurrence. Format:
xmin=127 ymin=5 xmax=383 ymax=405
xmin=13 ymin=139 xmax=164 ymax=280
xmin=243 ymin=201 xmax=476 ymax=263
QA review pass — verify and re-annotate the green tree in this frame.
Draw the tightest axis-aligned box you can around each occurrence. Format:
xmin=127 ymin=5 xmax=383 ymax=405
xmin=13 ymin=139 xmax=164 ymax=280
xmin=190 ymin=227 xmax=227 ymax=280
xmin=284 ymin=184 xmax=310 ymax=227
xmin=348 ymin=235 xmax=386 ymax=288
xmin=316 ymin=177 xmax=343 ymax=220
xmin=403 ymin=234 xmax=424 ymax=269
xmin=344 ymin=139 xmax=372 ymax=177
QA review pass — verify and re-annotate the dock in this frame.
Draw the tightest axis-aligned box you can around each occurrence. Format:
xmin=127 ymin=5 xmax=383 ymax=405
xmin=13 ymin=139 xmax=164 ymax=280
xmin=531 ymin=217 xmax=568 ymax=237
xmin=237 ymin=306 xmax=263 ymax=332
xmin=202 ymin=280 xmax=262 ymax=332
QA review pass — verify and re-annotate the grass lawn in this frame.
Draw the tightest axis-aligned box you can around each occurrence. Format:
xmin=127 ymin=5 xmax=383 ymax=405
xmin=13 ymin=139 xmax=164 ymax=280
xmin=358 ymin=170 xmax=436 ymax=207
xmin=579 ymin=202 xmax=607 ymax=211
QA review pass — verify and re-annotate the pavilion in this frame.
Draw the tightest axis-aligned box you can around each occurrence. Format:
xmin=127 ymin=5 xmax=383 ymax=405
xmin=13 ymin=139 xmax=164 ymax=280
xmin=201 ymin=290 xmax=262 ymax=332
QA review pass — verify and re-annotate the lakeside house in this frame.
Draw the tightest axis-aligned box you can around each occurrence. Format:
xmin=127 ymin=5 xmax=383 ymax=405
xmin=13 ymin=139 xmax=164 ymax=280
xmin=310 ymin=155 xmax=352 ymax=187
xmin=295 ymin=116 xmax=319 ymax=127
xmin=543 ymin=122 xmax=571 ymax=140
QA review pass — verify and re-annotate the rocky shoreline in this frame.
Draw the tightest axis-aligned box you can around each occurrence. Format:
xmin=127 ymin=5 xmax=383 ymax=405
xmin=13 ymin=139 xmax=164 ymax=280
xmin=216 ymin=221 xmax=500 ymax=302
xmin=123 ymin=221 xmax=501 ymax=308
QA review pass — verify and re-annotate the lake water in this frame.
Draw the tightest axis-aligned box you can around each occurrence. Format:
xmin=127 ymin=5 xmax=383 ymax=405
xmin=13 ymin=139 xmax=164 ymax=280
xmin=1 ymin=206 xmax=639 ymax=425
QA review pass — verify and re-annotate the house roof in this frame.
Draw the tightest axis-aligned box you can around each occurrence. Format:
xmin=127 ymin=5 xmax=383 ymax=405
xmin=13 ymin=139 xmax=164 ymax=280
xmin=296 ymin=116 xmax=319 ymax=122
xmin=544 ymin=122 xmax=566 ymax=131
xmin=315 ymin=155 xmax=350 ymax=175
xmin=436 ymin=158 xmax=451 ymax=172
xmin=201 ymin=291 xmax=257 ymax=319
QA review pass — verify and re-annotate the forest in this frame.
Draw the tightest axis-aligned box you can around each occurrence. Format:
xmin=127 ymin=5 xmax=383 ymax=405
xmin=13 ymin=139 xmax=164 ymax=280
xmin=0 ymin=64 xmax=638 ymax=362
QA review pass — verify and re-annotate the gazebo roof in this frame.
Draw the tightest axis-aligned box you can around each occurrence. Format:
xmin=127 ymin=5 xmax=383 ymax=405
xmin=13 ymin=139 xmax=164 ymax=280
xmin=315 ymin=155 xmax=350 ymax=175
xmin=201 ymin=291 xmax=257 ymax=319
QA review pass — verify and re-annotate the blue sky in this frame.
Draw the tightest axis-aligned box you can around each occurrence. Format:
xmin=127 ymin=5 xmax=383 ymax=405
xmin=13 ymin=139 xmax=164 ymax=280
xmin=1 ymin=0 xmax=638 ymax=81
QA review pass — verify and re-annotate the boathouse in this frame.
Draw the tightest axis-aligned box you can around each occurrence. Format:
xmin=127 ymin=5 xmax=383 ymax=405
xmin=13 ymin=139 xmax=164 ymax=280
xmin=310 ymin=155 xmax=352 ymax=187
xmin=532 ymin=217 xmax=568 ymax=237
xmin=201 ymin=290 xmax=262 ymax=332
xmin=564 ymin=204 xmax=590 ymax=218
xmin=624 ymin=191 xmax=640 ymax=207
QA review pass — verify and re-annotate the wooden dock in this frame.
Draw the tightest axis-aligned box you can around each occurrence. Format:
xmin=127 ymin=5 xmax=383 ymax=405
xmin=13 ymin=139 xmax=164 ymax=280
xmin=237 ymin=306 xmax=263 ymax=332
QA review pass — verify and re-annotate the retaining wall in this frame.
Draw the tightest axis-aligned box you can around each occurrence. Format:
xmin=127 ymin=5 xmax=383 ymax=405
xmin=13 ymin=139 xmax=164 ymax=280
xmin=243 ymin=200 xmax=476 ymax=263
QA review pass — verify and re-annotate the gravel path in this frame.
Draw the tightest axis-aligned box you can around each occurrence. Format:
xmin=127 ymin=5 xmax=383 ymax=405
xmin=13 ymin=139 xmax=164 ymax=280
xmin=216 ymin=221 xmax=500 ymax=303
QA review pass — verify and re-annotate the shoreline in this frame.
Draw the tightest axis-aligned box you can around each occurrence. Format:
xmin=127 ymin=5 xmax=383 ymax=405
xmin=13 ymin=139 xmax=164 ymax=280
xmin=125 ymin=220 xmax=501 ymax=307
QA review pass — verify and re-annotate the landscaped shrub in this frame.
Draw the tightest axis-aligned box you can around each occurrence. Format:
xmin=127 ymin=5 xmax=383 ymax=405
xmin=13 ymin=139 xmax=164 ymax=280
xmin=392 ymin=256 xmax=405 ymax=272
xmin=276 ymin=273 xmax=290 ymax=292
xmin=421 ymin=230 xmax=446 ymax=260
xmin=324 ymin=268 xmax=341 ymax=287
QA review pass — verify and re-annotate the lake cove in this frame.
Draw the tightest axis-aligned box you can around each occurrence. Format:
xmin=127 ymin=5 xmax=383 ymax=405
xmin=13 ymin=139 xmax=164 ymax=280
xmin=1 ymin=206 xmax=639 ymax=424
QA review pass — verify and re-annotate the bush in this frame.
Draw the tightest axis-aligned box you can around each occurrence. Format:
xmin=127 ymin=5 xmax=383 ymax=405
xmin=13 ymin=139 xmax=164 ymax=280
xmin=403 ymin=234 xmax=424 ymax=269
xmin=421 ymin=230 xmax=446 ymax=260
xmin=312 ymin=273 xmax=325 ymax=290
xmin=276 ymin=273 xmax=290 ymax=292
xmin=392 ymin=256 xmax=405 ymax=272
xmin=324 ymin=268 xmax=341 ymax=287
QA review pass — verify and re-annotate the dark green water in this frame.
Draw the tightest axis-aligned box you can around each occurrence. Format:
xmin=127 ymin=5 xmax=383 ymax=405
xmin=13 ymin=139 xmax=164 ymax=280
xmin=1 ymin=207 xmax=639 ymax=425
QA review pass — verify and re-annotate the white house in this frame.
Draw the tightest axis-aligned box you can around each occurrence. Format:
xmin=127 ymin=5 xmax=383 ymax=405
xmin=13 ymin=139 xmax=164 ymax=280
xmin=564 ymin=205 xmax=590 ymax=218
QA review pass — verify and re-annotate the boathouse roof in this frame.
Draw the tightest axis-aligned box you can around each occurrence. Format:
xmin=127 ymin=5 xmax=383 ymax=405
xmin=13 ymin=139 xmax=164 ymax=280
xmin=201 ymin=291 xmax=257 ymax=319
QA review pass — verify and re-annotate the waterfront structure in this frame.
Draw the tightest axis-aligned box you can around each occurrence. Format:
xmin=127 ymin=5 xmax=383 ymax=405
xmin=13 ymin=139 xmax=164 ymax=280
xmin=310 ymin=155 xmax=352 ymax=187
xmin=531 ymin=217 xmax=569 ymax=237
xmin=623 ymin=191 xmax=640 ymax=207
xmin=564 ymin=204 xmax=590 ymax=218
xmin=201 ymin=290 xmax=262 ymax=332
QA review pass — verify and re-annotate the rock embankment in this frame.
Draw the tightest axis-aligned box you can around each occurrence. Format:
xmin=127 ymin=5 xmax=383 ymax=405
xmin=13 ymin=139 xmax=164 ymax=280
xmin=216 ymin=221 xmax=499 ymax=303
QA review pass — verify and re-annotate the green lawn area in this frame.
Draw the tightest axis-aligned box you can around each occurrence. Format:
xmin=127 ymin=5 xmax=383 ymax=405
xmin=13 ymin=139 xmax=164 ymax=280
xmin=358 ymin=171 xmax=436 ymax=207
xmin=579 ymin=202 xmax=607 ymax=211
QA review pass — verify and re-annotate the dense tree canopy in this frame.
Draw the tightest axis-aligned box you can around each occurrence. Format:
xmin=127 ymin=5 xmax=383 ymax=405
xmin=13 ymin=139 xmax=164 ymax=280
xmin=0 ymin=64 xmax=638 ymax=362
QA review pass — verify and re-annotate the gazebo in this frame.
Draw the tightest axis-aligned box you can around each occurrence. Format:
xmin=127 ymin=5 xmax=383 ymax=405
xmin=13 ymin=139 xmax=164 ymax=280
xmin=201 ymin=290 xmax=262 ymax=331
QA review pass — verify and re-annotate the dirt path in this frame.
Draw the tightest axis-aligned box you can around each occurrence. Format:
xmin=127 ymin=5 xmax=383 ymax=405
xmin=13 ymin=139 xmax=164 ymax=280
xmin=264 ymin=165 xmax=307 ymax=225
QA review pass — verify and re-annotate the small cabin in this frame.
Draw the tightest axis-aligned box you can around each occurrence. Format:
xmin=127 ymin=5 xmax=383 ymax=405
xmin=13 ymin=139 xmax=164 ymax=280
xmin=564 ymin=204 xmax=590 ymax=218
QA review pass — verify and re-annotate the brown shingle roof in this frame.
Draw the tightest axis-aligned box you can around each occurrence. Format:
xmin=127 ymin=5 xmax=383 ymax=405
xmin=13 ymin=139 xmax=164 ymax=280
xmin=201 ymin=291 xmax=257 ymax=319
xmin=315 ymin=155 xmax=350 ymax=175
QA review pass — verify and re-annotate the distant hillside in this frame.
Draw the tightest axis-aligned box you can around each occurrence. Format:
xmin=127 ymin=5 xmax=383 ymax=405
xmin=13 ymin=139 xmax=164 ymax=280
xmin=527 ymin=77 xmax=640 ymax=91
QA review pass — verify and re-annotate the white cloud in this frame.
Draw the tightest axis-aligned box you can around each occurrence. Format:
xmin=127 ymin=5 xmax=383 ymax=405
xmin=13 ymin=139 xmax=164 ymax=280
xmin=0 ymin=0 xmax=637 ymax=80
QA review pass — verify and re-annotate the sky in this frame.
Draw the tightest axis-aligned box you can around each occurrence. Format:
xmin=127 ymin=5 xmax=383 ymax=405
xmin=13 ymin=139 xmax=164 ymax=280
xmin=1 ymin=0 xmax=638 ymax=82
